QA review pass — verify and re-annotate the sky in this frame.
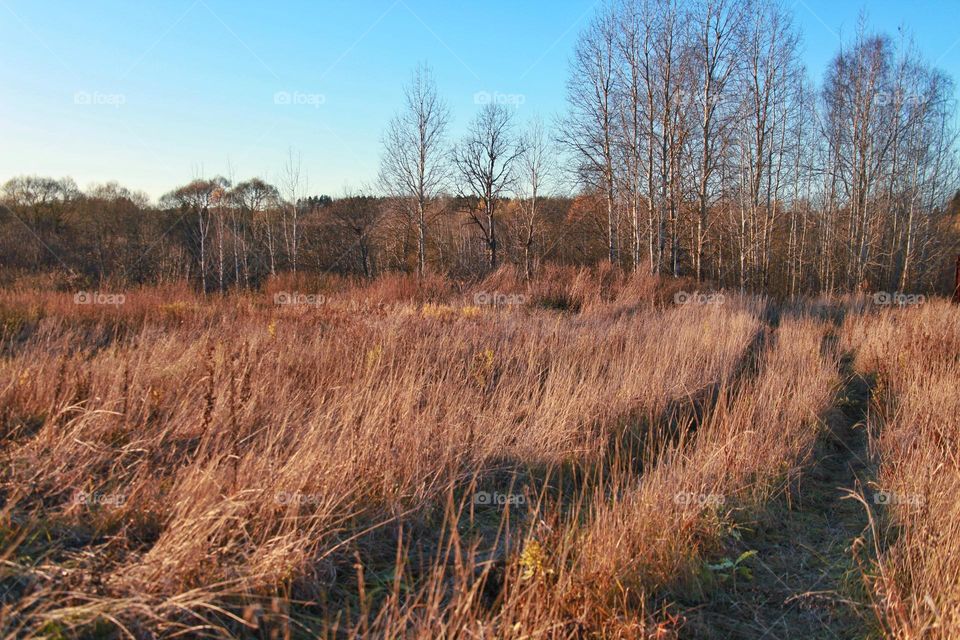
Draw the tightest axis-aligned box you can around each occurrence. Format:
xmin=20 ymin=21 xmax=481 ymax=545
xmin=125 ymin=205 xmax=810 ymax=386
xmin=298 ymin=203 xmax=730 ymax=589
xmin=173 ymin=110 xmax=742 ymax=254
xmin=2 ymin=0 xmax=959 ymax=202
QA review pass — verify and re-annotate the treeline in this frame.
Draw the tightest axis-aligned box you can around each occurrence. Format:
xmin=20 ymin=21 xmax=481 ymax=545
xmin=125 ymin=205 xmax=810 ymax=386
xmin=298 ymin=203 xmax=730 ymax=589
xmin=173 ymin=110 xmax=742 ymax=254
xmin=2 ymin=0 xmax=960 ymax=295
xmin=0 ymin=175 xmax=601 ymax=290
xmin=560 ymin=0 xmax=960 ymax=294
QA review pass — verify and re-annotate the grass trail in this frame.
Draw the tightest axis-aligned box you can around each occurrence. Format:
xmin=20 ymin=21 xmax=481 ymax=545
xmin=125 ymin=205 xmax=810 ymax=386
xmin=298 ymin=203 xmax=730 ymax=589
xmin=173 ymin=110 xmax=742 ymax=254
xmin=679 ymin=330 xmax=875 ymax=639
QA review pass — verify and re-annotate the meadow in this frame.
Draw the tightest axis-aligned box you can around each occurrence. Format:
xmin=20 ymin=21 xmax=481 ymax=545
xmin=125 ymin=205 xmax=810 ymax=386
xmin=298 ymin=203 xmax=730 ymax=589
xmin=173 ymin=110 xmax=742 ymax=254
xmin=0 ymin=267 xmax=957 ymax=638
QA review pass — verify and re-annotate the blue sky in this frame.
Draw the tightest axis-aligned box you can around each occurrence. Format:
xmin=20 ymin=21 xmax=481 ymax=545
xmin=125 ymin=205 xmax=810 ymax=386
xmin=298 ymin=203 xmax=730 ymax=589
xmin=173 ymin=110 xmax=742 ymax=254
xmin=2 ymin=0 xmax=959 ymax=201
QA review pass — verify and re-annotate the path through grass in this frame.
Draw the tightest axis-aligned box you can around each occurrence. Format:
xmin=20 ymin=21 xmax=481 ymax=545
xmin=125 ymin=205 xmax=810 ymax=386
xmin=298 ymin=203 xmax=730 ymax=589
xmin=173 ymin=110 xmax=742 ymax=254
xmin=679 ymin=332 xmax=874 ymax=639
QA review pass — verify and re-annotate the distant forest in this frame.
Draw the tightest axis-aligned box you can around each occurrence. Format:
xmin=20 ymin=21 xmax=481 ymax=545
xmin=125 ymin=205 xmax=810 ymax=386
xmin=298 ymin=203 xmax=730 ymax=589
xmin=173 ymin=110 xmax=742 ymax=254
xmin=3 ymin=0 xmax=960 ymax=296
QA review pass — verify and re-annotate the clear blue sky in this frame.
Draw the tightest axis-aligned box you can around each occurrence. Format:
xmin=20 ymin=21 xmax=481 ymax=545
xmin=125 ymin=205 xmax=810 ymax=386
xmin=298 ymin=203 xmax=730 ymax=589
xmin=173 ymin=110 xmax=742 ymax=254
xmin=2 ymin=0 xmax=959 ymax=201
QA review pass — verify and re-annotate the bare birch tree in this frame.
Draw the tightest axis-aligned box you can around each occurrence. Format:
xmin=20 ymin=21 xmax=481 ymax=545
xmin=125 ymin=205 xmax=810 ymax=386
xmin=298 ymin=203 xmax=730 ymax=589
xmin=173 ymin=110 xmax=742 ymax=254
xmin=379 ymin=63 xmax=451 ymax=277
xmin=562 ymin=5 xmax=620 ymax=265
xmin=452 ymin=103 xmax=523 ymax=270
xmin=516 ymin=116 xmax=555 ymax=279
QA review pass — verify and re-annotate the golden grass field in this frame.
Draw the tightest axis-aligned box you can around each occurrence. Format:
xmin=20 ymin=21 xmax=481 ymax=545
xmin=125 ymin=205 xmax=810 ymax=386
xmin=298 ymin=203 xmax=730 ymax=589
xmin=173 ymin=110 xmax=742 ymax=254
xmin=1 ymin=267 xmax=957 ymax=638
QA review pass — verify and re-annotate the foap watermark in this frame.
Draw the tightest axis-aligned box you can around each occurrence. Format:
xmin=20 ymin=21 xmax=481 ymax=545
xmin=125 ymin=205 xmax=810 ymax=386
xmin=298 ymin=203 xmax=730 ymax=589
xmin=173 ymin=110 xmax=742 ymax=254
xmin=872 ymin=90 xmax=927 ymax=108
xmin=873 ymin=490 xmax=923 ymax=506
xmin=74 ymin=91 xmax=126 ymax=108
xmin=273 ymin=90 xmax=326 ymax=108
xmin=474 ymin=291 xmax=527 ymax=307
xmin=75 ymin=490 xmax=126 ymax=507
xmin=473 ymin=90 xmax=526 ymax=107
xmin=674 ymin=491 xmax=725 ymax=507
xmin=872 ymin=291 xmax=926 ymax=307
xmin=273 ymin=292 xmax=326 ymax=306
xmin=74 ymin=291 xmax=126 ymax=306
xmin=670 ymin=88 xmax=740 ymax=110
xmin=473 ymin=491 xmax=526 ymax=507
xmin=346 ymin=299 xmax=397 ymax=313
xmin=275 ymin=491 xmax=323 ymax=506
xmin=674 ymin=291 xmax=725 ymax=306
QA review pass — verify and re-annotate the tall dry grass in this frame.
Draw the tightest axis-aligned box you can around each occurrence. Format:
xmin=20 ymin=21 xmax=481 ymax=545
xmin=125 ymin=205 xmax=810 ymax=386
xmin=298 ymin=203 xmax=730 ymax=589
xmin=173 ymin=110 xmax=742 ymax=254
xmin=0 ymin=268 xmax=846 ymax=637
xmin=564 ymin=316 xmax=837 ymax=629
xmin=351 ymin=316 xmax=840 ymax=639
xmin=843 ymin=300 xmax=960 ymax=639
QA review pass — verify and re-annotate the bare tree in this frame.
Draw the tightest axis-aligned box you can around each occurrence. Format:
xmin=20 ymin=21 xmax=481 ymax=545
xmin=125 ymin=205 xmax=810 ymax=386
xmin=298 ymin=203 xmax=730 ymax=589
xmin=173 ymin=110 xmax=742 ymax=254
xmin=634 ymin=0 xmax=666 ymax=274
xmin=162 ymin=177 xmax=229 ymax=294
xmin=379 ymin=63 xmax=451 ymax=277
xmin=690 ymin=0 xmax=744 ymax=281
xmin=734 ymin=0 xmax=799 ymax=289
xmin=614 ymin=0 xmax=648 ymax=271
xmin=233 ymin=178 xmax=281 ymax=280
xmin=562 ymin=5 xmax=620 ymax=265
xmin=452 ymin=103 xmax=523 ymax=270
xmin=653 ymin=0 xmax=690 ymax=276
xmin=516 ymin=116 xmax=555 ymax=279
xmin=280 ymin=148 xmax=306 ymax=274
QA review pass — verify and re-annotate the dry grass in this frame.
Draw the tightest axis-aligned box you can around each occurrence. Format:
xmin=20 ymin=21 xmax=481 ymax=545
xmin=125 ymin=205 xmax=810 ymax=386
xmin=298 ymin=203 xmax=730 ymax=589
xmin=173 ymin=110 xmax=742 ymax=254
xmin=842 ymin=300 xmax=960 ymax=639
xmin=553 ymin=316 xmax=838 ymax=635
xmin=0 ymin=268 xmax=877 ymax=638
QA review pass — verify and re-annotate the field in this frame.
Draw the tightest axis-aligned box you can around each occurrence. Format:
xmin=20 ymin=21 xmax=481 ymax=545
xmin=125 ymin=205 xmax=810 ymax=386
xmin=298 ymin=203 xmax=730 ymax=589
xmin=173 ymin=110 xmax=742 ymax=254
xmin=1 ymin=268 xmax=958 ymax=639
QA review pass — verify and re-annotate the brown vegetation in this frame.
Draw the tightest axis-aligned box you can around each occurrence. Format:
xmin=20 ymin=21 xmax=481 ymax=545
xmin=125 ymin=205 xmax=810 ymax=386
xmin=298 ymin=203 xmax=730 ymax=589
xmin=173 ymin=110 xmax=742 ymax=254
xmin=843 ymin=301 xmax=960 ymax=638
xmin=3 ymin=267 xmax=911 ymax=638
